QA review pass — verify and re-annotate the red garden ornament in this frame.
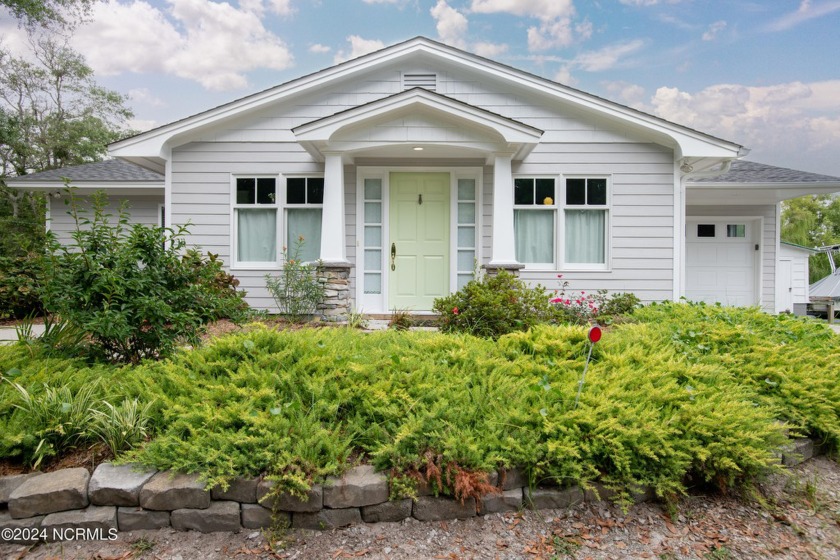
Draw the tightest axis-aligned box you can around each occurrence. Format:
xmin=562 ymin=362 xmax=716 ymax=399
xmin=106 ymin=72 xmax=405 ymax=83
xmin=575 ymin=324 xmax=602 ymax=409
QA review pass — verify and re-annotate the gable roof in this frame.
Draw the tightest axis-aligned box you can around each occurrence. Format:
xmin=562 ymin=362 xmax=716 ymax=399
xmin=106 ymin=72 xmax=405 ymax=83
xmin=690 ymin=160 xmax=840 ymax=185
xmin=109 ymin=36 xmax=745 ymax=162
xmin=6 ymin=159 xmax=163 ymax=184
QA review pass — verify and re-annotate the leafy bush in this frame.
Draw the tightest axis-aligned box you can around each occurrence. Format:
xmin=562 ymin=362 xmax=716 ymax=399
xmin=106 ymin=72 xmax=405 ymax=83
xmin=0 ymin=253 xmax=44 ymax=319
xmin=41 ymin=190 xmax=249 ymax=363
xmin=433 ymin=270 xmax=559 ymax=338
xmin=265 ymin=239 xmax=325 ymax=323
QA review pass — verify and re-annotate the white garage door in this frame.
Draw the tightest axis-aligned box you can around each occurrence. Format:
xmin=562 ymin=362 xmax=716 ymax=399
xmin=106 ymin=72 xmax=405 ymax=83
xmin=686 ymin=220 xmax=757 ymax=307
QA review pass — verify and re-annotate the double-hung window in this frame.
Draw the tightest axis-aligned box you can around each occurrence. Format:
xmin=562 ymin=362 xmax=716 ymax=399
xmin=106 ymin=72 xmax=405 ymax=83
xmin=234 ymin=177 xmax=278 ymax=266
xmin=514 ymin=178 xmax=556 ymax=267
xmin=285 ymin=177 xmax=324 ymax=263
xmin=564 ymin=177 xmax=608 ymax=267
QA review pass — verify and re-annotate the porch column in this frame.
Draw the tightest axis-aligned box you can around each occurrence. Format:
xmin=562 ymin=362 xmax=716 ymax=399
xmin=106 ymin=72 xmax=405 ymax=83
xmin=488 ymin=153 xmax=519 ymax=267
xmin=319 ymin=152 xmax=348 ymax=263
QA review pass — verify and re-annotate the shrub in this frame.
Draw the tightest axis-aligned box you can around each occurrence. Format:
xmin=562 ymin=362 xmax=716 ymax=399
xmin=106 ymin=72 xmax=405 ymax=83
xmin=265 ymin=238 xmax=325 ymax=323
xmin=0 ymin=253 xmax=44 ymax=319
xmin=551 ymin=288 xmax=641 ymax=325
xmin=41 ymin=189 xmax=250 ymax=363
xmin=433 ymin=270 xmax=559 ymax=338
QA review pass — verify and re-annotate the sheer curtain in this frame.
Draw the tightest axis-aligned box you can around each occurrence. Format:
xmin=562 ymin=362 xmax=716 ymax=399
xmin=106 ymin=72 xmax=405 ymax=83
xmin=565 ymin=210 xmax=605 ymax=264
xmin=287 ymin=208 xmax=322 ymax=262
xmin=514 ymin=209 xmax=554 ymax=264
xmin=237 ymin=209 xmax=277 ymax=263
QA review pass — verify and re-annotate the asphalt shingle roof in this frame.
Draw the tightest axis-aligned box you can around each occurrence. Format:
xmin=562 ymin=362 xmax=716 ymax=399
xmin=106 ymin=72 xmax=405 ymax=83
xmin=9 ymin=159 xmax=163 ymax=183
xmin=692 ymin=160 xmax=840 ymax=184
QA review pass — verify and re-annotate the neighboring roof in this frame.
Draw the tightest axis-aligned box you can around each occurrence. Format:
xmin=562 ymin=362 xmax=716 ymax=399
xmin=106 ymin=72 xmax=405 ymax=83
xmin=7 ymin=159 xmax=163 ymax=184
xmin=810 ymin=272 xmax=840 ymax=299
xmin=110 ymin=36 xmax=744 ymax=161
xmin=781 ymin=241 xmax=818 ymax=254
xmin=690 ymin=160 xmax=840 ymax=184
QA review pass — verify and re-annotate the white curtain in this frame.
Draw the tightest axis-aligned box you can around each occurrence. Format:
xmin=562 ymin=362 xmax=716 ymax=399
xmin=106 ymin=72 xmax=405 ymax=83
xmin=514 ymin=209 xmax=554 ymax=264
xmin=237 ymin=209 xmax=277 ymax=263
xmin=565 ymin=210 xmax=605 ymax=264
xmin=287 ymin=208 xmax=322 ymax=262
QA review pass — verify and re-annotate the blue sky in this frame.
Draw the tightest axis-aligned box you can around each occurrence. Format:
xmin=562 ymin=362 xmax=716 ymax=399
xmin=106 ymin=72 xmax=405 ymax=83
xmin=3 ymin=0 xmax=840 ymax=175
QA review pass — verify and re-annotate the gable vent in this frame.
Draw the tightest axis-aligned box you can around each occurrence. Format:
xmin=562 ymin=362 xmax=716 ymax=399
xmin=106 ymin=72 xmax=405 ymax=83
xmin=402 ymin=72 xmax=437 ymax=91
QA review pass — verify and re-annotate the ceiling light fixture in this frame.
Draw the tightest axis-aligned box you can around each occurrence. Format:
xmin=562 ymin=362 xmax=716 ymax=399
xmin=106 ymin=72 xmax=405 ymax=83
xmin=412 ymin=146 xmax=424 ymax=151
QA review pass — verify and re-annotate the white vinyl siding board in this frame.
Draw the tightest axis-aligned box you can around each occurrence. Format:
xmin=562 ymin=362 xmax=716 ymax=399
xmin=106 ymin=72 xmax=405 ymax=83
xmin=170 ymin=142 xmax=355 ymax=312
xmin=512 ymin=143 xmax=675 ymax=304
xmin=168 ymin=59 xmax=682 ymax=311
xmin=49 ymin=195 xmax=163 ymax=246
xmin=687 ymin=205 xmax=777 ymax=313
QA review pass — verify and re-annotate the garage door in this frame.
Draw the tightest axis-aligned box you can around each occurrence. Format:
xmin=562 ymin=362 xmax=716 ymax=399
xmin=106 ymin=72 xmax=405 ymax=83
xmin=685 ymin=220 xmax=757 ymax=307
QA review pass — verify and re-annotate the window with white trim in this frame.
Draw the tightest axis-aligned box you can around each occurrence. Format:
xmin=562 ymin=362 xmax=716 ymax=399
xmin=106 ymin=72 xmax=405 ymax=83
xmin=514 ymin=177 xmax=556 ymax=267
xmin=512 ymin=176 xmax=610 ymax=269
xmin=564 ymin=178 xmax=608 ymax=266
xmin=285 ymin=177 xmax=323 ymax=263
xmin=234 ymin=177 xmax=278 ymax=266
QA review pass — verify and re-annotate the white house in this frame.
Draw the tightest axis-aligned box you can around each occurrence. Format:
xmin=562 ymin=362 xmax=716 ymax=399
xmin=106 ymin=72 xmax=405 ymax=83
xmin=9 ymin=37 xmax=840 ymax=316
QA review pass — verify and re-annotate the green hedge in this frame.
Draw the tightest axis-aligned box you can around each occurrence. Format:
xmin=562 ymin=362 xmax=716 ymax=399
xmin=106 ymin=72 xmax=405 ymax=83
xmin=0 ymin=303 xmax=837 ymax=503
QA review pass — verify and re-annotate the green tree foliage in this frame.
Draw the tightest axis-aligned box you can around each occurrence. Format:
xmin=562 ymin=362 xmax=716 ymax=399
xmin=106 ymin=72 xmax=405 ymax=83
xmin=781 ymin=195 xmax=840 ymax=282
xmin=1 ymin=0 xmax=94 ymax=28
xmin=0 ymin=32 xmax=134 ymax=316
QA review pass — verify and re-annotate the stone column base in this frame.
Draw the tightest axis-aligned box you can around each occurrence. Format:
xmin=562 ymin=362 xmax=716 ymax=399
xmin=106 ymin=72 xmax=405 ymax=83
xmin=482 ymin=263 xmax=526 ymax=277
xmin=316 ymin=261 xmax=354 ymax=322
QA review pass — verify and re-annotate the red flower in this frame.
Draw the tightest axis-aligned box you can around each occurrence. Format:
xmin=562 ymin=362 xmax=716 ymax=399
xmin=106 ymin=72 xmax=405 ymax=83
xmin=452 ymin=307 xmax=459 ymax=315
xmin=550 ymin=297 xmax=562 ymax=303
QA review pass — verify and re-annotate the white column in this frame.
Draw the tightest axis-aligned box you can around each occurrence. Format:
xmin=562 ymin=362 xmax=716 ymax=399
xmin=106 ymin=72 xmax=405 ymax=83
xmin=489 ymin=154 xmax=519 ymax=265
xmin=319 ymin=152 xmax=348 ymax=263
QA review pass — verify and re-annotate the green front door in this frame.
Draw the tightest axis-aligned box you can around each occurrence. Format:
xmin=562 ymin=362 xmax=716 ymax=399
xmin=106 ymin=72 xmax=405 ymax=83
xmin=389 ymin=172 xmax=450 ymax=310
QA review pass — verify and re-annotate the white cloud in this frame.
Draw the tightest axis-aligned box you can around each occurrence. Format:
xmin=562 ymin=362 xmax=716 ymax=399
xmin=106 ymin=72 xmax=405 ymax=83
xmin=333 ymin=35 xmax=385 ymax=64
xmin=602 ymin=81 xmax=646 ymax=107
xmin=766 ymin=0 xmax=840 ymax=31
xmin=702 ymin=20 xmax=727 ymax=41
xmin=646 ymin=80 xmax=840 ymax=174
xmin=472 ymin=41 xmax=508 ymax=58
xmin=470 ymin=0 xmax=583 ymax=51
xmin=553 ymin=66 xmax=576 ymax=86
xmin=73 ymin=0 xmax=294 ymax=91
xmin=362 ymin=0 xmax=400 ymax=3
xmin=470 ymin=0 xmax=573 ymax=20
xmin=572 ymin=39 xmax=645 ymax=71
xmin=127 ymin=118 xmax=159 ymax=132
xmin=431 ymin=0 xmax=468 ymax=50
xmin=267 ymin=0 xmax=294 ymax=15
xmin=309 ymin=43 xmax=331 ymax=54
xmin=128 ymin=88 xmax=167 ymax=107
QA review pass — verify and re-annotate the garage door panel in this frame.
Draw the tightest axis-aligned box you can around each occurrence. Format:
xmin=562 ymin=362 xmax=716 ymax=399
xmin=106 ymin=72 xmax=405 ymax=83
xmin=686 ymin=220 xmax=756 ymax=307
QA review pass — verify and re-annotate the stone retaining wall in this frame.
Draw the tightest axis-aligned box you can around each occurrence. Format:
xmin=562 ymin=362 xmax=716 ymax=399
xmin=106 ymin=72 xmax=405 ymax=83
xmin=0 ymin=437 xmax=821 ymax=541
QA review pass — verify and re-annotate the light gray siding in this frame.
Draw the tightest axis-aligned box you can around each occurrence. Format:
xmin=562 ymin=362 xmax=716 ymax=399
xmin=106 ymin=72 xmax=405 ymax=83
xmin=49 ymin=195 xmax=162 ymax=245
xmin=687 ymin=204 xmax=777 ymax=313
xmin=170 ymin=58 xmax=678 ymax=311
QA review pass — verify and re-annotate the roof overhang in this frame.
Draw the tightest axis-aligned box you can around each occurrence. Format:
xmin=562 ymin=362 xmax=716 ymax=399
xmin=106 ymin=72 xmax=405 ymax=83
xmin=5 ymin=180 xmax=163 ymax=196
xmin=686 ymin=181 xmax=840 ymax=205
xmin=108 ymin=37 xmax=743 ymax=162
xmin=292 ymin=88 xmax=543 ymax=162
